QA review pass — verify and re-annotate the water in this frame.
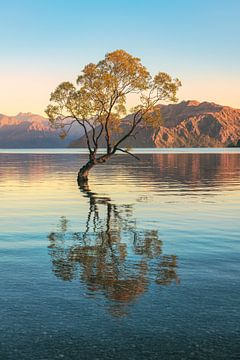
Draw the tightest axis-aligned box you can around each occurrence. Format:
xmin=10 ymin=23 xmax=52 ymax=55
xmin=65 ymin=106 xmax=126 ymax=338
xmin=0 ymin=150 xmax=239 ymax=359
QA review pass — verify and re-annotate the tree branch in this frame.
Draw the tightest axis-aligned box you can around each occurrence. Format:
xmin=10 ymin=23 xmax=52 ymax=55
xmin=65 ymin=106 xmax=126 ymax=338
xmin=115 ymin=147 xmax=140 ymax=160
xmin=95 ymin=123 xmax=104 ymax=145
xmin=112 ymin=111 xmax=143 ymax=151
xmin=72 ymin=116 xmax=93 ymax=155
xmin=84 ymin=118 xmax=97 ymax=148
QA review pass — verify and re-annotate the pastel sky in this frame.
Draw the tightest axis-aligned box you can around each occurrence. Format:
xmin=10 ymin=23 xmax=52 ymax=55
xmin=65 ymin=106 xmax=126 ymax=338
xmin=0 ymin=0 xmax=240 ymax=116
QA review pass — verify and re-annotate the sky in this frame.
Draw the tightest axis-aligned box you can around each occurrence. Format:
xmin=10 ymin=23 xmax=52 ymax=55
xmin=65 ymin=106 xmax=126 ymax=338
xmin=0 ymin=0 xmax=240 ymax=116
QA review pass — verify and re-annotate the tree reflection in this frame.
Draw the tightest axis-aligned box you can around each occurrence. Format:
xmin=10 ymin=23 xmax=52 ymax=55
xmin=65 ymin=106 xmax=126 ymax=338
xmin=48 ymin=183 xmax=179 ymax=316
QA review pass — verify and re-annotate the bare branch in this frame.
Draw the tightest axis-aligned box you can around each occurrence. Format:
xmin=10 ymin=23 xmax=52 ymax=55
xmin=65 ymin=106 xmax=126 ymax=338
xmin=95 ymin=123 xmax=104 ymax=144
xmin=115 ymin=147 xmax=140 ymax=160
xmin=84 ymin=118 xmax=97 ymax=148
xmin=112 ymin=112 xmax=143 ymax=151
xmin=72 ymin=116 xmax=93 ymax=155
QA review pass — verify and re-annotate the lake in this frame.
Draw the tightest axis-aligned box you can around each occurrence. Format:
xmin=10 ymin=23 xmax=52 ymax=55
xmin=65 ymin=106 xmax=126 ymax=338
xmin=0 ymin=149 xmax=239 ymax=359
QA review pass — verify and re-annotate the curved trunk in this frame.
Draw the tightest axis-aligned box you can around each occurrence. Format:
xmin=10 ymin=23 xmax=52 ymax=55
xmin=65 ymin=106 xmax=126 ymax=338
xmin=77 ymin=161 xmax=95 ymax=185
xmin=77 ymin=153 xmax=112 ymax=185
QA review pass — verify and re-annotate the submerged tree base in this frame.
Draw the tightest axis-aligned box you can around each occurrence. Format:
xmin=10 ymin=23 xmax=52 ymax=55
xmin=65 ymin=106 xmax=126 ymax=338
xmin=77 ymin=171 xmax=90 ymax=186
xmin=77 ymin=161 xmax=94 ymax=185
xmin=77 ymin=154 xmax=112 ymax=185
xmin=77 ymin=175 xmax=89 ymax=187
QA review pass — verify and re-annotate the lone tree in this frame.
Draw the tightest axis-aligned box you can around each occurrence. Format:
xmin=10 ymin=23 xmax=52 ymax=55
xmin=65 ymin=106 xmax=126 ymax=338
xmin=46 ymin=50 xmax=181 ymax=184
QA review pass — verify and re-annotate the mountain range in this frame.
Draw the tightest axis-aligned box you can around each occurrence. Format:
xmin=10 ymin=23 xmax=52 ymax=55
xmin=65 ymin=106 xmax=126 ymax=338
xmin=1 ymin=100 xmax=240 ymax=148
xmin=0 ymin=112 xmax=82 ymax=148
xmin=70 ymin=100 xmax=240 ymax=148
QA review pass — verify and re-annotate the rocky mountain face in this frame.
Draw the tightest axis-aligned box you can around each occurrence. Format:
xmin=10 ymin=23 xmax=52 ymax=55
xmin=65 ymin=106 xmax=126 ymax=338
xmin=0 ymin=112 xmax=82 ymax=148
xmin=70 ymin=100 xmax=240 ymax=148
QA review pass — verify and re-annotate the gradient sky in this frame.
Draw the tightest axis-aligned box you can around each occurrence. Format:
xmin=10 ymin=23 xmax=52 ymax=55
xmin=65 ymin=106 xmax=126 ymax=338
xmin=0 ymin=0 xmax=240 ymax=116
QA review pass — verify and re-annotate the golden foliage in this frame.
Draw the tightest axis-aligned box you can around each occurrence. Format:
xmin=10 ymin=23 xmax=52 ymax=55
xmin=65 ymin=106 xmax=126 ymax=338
xmin=45 ymin=49 xmax=181 ymax=150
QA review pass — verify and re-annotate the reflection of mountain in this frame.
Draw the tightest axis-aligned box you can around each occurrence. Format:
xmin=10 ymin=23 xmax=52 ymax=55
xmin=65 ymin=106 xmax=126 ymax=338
xmin=100 ymin=153 xmax=240 ymax=191
xmin=151 ymin=153 xmax=240 ymax=186
xmin=70 ymin=100 xmax=240 ymax=148
xmin=0 ymin=112 xmax=82 ymax=148
xmin=48 ymin=186 xmax=179 ymax=316
xmin=0 ymin=153 xmax=239 ymax=191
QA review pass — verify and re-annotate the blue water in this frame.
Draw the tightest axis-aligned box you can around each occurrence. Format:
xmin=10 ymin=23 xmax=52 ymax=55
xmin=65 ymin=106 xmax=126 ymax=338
xmin=0 ymin=150 xmax=239 ymax=359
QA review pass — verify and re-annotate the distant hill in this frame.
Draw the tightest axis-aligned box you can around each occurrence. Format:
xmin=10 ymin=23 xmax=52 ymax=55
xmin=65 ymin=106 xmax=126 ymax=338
xmin=0 ymin=112 xmax=82 ymax=148
xmin=70 ymin=100 xmax=240 ymax=148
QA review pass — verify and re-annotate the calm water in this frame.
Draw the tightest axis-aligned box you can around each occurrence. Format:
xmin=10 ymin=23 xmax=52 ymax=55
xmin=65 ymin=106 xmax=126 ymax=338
xmin=0 ymin=150 xmax=239 ymax=359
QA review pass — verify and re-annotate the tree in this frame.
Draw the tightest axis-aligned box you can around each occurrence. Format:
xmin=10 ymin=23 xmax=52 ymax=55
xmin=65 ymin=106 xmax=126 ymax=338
xmin=46 ymin=49 xmax=181 ymax=184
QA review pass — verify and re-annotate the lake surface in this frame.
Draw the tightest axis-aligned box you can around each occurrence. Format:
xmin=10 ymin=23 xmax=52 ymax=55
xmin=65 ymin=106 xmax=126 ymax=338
xmin=0 ymin=150 xmax=239 ymax=359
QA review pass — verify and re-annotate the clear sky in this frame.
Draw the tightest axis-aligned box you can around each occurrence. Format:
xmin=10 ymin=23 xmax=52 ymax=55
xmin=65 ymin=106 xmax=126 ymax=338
xmin=0 ymin=0 xmax=239 ymax=116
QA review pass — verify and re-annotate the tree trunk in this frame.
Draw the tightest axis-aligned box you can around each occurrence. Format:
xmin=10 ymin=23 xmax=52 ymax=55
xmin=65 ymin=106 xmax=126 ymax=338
xmin=77 ymin=161 xmax=95 ymax=185
xmin=77 ymin=154 xmax=112 ymax=186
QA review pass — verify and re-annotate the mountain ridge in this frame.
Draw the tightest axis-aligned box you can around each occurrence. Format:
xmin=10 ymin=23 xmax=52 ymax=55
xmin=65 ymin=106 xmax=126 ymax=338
xmin=0 ymin=112 xmax=82 ymax=148
xmin=70 ymin=100 xmax=240 ymax=148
